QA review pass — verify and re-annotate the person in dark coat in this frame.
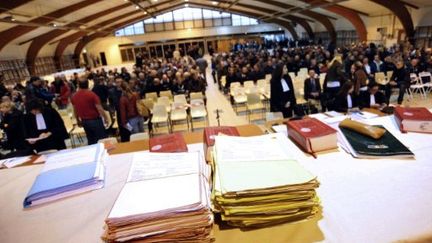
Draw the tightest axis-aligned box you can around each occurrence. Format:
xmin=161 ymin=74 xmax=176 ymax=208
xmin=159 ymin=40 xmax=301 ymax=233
xmin=270 ymin=63 xmax=296 ymax=118
xmin=303 ymin=69 xmax=321 ymax=102
xmin=333 ymin=81 xmax=358 ymax=113
xmin=24 ymin=99 xmax=69 ymax=152
xmin=0 ymin=101 xmax=29 ymax=152
xmin=359 ymin=82 xmax=387 ymax=109
xmin=385 ymin=60 xmax=410 ymax=105
xmin=322 ymin=56 xmax=347 ymax=111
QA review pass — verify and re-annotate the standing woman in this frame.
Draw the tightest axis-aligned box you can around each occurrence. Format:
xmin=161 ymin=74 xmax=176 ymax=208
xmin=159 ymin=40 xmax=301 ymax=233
xmin=322 ymin=55 xmax=347 ymax=111
xmin=270 ymin=63 xmax=296 ymax=118
xmin=50 ymin=75 xmax=71 ymax=109
xmin=352 ymin=61 xmax=369 ymax=97
xmin=24 ymin=99 xmax=69 ymax=153
xmin=119 ymin=82 xmax=144 ymax=141
xmin=333 ymin=81 xmax=358 ymax=113
xmin=0 ymin=101 xmax=30 ymax=155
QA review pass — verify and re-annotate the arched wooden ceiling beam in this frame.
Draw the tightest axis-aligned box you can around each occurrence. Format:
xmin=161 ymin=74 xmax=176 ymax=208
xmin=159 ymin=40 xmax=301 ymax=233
xmin=253 ymin=0 xmax=336 ymax=42
xmin=72 ymin=1 xmax=300 ymax=64
xmin=211 ymin=1 xmax=314 ymax=38
xmin=233 ymin=2 xmax=314 ymax=38
xmin=0 ymin=0 xmax=104 ymax=52
xmin=53 ymin=0 xmax=173 ymax=70
xmin=25 ymin=4 xmax=136 ymax=74
xmin=301 ymin=0 xmax=367 ymax=42
xmin=0 ymin=0 xmax=34 ymax=14
xmin=370 ymin=0 xmax=415 ymax=39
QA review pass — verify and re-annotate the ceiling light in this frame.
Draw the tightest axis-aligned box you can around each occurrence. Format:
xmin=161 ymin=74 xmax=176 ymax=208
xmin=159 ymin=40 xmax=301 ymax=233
xmin=184 ymin=0 xmax=189 ymax=1
xmin=135 ymin=6 xmax=139 ymax=9
xmin=144 ymin=11 xmax=147 ymax=14
xmin=185 ymin=3 xmax=189 ymax=7
xmin=52 ymin=23 xmax=57 ymax=27
xmin=212 ymin=1 xmax=217 ymax=5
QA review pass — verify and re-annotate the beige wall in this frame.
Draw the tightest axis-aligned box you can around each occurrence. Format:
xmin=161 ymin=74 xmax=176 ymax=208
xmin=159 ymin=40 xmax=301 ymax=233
xmin=85 ymin=23 xmax=282 ymax=65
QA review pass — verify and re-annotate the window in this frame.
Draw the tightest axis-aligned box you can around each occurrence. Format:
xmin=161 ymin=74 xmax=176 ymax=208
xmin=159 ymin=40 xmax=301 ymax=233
xmin=115 ymin=29 xmax=125 ymax=36
xmin=124 ymin=25 xmax=134 ymax=35
xmin=133 ymin=22 xmax=144 ymax=35
xmin=192 ymin=8 xmax=202 ymax=19
xmin=203 ymin=9 xmax=212 ymax=19
xmin=115 ymin=7 xmax=259 ymax=35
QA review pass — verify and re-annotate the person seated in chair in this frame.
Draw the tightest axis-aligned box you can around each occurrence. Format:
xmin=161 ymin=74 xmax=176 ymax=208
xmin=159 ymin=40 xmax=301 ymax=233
xmin=333 ymin=81 xmax=359 ymax=113
xmin=303 ymin=69 xmax=321 ymax=103
xmin=385 ymin=60 xmax=409 ymax=105
xmin=359 ymin=82 xmax=387 ymax=109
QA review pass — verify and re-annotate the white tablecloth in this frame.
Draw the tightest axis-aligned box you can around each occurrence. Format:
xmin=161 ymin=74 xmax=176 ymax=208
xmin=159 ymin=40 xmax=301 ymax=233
xmin=0 ymin=115 xmax=431 ymax=243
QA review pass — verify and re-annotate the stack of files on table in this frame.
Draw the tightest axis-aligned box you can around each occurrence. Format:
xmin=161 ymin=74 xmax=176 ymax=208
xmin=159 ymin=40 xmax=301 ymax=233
xmin=212 ymin=133 xmax=320 ymax=228
xmin=103 ymin=152 xmax=213 ymax=242
xmin=23 ymin=143 xmax=107 ymax=208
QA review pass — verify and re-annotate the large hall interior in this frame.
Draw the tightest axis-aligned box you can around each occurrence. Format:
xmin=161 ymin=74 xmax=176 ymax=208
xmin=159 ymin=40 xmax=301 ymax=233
xmin=0 ymin=0 xmax=432 ymax=243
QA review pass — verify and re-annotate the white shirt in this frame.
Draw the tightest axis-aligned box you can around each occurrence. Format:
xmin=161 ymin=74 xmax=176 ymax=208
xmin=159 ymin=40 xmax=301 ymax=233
xmin=281 ymin=78 xmax=290 ymax=92
xmin=347 ymin=94 xmax=353 ymax=109
xmin=370 ymin=94 xmax=376 ymax=106
xmin=36 ymin=113 xmax=47 ymax=130
xmin=364 ymin=64 xmax=371 ymax=74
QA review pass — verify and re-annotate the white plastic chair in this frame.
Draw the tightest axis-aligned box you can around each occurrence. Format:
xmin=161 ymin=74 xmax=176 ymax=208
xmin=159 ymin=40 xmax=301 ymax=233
xmin=246 ymin=92 xmax=265 ymax=122
xmin=151 ymin=104 xmax=170 ymax=134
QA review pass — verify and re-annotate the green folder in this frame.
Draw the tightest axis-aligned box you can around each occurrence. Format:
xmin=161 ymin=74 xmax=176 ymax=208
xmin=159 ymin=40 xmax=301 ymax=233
xmin=340 ymin=125 xmax=414 ymax=158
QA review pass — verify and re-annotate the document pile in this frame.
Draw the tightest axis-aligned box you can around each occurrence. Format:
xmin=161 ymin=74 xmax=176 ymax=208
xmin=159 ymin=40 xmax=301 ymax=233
xmin=103 ymin=152 xmax=213 ymax=242
xmin=23 ymin=144 xmax=106 ymax=208
xmin=212 ymin=133 xmax=320 ymax=228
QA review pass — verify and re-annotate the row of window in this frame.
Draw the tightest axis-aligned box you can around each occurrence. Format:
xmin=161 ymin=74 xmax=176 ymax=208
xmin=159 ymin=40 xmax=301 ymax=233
xmin=115 ymin=7 xmax=259 ymax=36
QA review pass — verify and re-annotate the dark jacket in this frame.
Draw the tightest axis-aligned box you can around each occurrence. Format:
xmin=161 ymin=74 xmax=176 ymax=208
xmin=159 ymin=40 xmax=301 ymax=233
xmin=24 ymin=108 xmax=69 ymax=152
xmin=333 ymin=94 xmax=358 ymax=113
xmin=304 ymin=77 xmax=321 ymax=100
xmin=270 ymin=74 xmax=296 ymax=112
xmin=390 ymin=67 xmax=410 ymax=85
xmin=359 ymin=91 xmax=386 ymax=109
xmin=0 ymin=109 xmax=28 ymax=151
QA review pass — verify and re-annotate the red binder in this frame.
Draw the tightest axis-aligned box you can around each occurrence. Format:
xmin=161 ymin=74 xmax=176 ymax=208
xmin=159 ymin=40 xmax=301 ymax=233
xmin=149 ymin=133 xmax=188 ymax=152
xmin=394 ymin=107 xmax=432 ymax=133
xmin=286 ymin=118 xmax=338 ymax=155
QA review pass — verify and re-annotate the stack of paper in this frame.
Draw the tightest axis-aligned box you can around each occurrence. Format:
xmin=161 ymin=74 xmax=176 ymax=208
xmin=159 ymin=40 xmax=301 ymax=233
xmin=103 ymin=152 xmax=213 ymax=242
xmin=0 ymin=156 xmax=32 ymax=169
xmin=212 ymin=134 xmax=320 ymax=228
xmin=23 ymin=144 xmax=106 ymax=207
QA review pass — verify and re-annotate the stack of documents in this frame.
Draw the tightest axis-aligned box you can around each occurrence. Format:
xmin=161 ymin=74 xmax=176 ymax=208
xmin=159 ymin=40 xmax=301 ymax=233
xmin=103 ymin=152 xmax=213 ymax=242
xmin=0 ymin=156 xmax=32 ymax=169
xmin=23 ymin=144 xmax=106 ymax=208
xmin=212 ymin=134 xmax=320 ymax=228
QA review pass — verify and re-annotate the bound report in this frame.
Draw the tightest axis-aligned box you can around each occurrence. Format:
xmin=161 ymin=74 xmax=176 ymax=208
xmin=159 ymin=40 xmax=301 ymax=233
xmin=203 ymin=126 xmax=239 ymax=162
xmin=286 ymin=118 xmax=338 ymax=154
xmin=23 ymin=144 xmax=106 ymax=208
xmin=394 ymin=107 xmax=432 ymax=133
xmin=339 ymin=125 xmax=414 ymax=159
xmin=149 ymin=133 xmax=188 ymax=152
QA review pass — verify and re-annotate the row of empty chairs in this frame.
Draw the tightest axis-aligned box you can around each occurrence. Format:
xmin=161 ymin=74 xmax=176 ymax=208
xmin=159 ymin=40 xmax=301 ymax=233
xmin=144 ymin=91 xmax=208 ymax=133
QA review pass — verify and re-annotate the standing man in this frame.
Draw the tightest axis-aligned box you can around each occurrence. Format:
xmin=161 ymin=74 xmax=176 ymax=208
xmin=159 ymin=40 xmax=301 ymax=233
xmin=195 ymin=56 xmax=208 ymax=83
xmin=71 ymin=78 xmax=108 ymax=145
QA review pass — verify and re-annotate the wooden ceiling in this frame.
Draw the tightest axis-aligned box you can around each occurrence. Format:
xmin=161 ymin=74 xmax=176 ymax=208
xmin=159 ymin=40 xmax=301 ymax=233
xmin=0 ymin=0 xmax=425 ymax=73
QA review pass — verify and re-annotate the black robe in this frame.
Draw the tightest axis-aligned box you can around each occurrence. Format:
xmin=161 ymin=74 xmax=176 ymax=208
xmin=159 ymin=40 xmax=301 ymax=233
xmin=24 ymin=107 xmax=69 ymax=152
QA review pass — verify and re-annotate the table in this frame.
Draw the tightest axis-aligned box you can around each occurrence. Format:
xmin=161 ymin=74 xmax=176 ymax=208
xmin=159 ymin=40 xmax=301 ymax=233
xmin=109 ymin=124 xmax=263 ymax=155
xmin=1 ymin=121 xmax=432 ymax=243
